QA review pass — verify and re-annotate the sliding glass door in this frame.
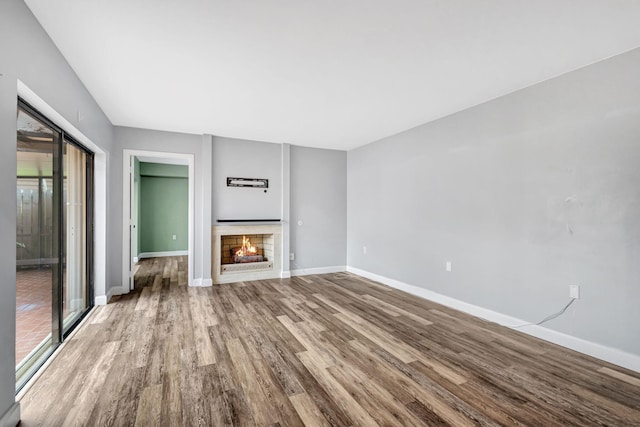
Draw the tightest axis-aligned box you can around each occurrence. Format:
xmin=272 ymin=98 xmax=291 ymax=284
xmin=16 ymin=99 xmax=93 ymax=391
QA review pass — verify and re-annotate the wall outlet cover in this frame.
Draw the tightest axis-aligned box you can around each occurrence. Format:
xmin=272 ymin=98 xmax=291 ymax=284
xmin=569 ymin=284 xmax=580 ymax=299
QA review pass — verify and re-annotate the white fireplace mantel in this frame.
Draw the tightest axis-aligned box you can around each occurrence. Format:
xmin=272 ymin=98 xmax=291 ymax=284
xmin=212 ymin=224 xmax=283 ymax=284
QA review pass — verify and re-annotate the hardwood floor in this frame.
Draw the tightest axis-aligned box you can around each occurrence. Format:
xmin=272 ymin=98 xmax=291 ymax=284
xmin=19 ymin=257 xmax=640 ymax=426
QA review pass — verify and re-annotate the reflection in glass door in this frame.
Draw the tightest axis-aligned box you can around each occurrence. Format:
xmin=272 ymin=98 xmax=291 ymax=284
xmin=16 ymin=109 xmax=56 ymax=386
xmin=16 ymin=99 xmax=93 ymax=392
xmin=63 ymin=141 xmax=88 ymax=332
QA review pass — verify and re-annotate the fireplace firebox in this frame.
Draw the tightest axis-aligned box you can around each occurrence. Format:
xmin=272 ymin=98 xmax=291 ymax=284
xmin=220 ymin=234 xmax=274 ymax=273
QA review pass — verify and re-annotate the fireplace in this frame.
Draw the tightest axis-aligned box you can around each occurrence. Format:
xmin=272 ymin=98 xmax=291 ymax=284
xmin=212 ymin=224 xmax=282 ymax=284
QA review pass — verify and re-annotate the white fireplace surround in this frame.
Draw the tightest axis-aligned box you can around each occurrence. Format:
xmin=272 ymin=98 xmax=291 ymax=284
xmin=212 ymin=224 xmax=283 ymax=284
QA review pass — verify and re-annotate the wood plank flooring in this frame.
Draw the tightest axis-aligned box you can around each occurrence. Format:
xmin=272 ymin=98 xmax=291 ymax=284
xmin=19 ymin=256 xmax=640 ymax=426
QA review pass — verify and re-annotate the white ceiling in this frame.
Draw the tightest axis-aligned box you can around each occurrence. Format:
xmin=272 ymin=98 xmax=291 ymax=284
xmin=24 ymin=1 xmax=640 ymax=151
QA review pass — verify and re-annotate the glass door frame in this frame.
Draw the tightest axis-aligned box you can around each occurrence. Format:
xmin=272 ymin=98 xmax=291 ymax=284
xmin=16 ymin=98 xmax=94 ymax=391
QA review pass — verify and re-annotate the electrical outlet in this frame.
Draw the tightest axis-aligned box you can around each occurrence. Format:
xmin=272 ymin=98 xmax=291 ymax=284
xmin=446 ymin=261 xmax=452 ymax=272
xmin=363 ymin=246 xmax=367 ymax=255
xmin=289 ymin=253 xmax=295 ymax=261
xmin=172 ymin=234 xmax=177 ymax=240
xmin=569 ymin=285 xmax=580 ymax=299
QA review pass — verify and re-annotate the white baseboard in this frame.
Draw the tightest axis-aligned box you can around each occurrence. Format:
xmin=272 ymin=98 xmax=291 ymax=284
xmin=281 ymin=271 xmax=292 ymax=279
xmin=518 ymin=324 xmax=640 ymax=372
xmin=347 ymin=266 xmax=640 ymax=373
xmin=191 ymin=278 xmax=213 ymax=287
xmin=0 ymin=402 xmax=20 ymax=427
xmin=138 ymin=250 xmax=188 ymax=259
xmin=133 ymin=256 xmax=139 ymax=264
xmin=291 ymin=265 xmax=346 ymax=277
xmin=96 ymin=286 xmax=126 ymax=305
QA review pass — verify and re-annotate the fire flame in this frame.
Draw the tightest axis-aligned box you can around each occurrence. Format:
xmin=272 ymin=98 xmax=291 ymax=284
xmin=235 ymin=236 xmax=258 ymax=257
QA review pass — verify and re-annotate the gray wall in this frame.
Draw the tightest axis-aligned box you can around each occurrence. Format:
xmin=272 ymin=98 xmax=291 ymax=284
xmin=291 ymin=146 xmax=347 ymax=270
xmin=212 ymin=136 xmax=282 ymax=221
xmin=0 ymin=0 xmax=114 ymax=423
xmin=348 ymin=47 xmax=640 ymax=357
xmin=111 ymin=127 xmax=210 ymax=288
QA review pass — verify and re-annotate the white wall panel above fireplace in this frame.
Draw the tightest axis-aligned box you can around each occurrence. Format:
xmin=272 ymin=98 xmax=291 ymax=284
xmin=212 ymin=136 xmax=282 ymax=222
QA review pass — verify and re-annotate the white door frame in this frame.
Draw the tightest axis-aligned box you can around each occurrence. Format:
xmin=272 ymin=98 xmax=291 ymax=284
xmin=122 ymin=149 xmax=195 ymax=291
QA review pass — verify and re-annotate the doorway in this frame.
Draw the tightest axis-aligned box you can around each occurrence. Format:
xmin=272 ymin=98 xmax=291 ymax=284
xmin=122 ymin=150 xmax=194 ymax=292
xmin=16 ymin=99 xmax=94 ymax=391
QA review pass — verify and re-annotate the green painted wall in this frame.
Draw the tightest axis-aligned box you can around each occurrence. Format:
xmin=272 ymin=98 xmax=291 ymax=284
xmin=139 ymin=162 xmax=188 ymax=253
xmin=140 ymin=162 xmax=188 ymax=178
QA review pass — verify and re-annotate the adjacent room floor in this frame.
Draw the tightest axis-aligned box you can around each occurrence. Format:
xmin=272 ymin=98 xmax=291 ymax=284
xmin=16 ymin=268 xmax=52 ymax=365
xmin=16 ymin=267 xmax=77 ymax=367
xmin=18 ymin=257 xmax=640 ymax=425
